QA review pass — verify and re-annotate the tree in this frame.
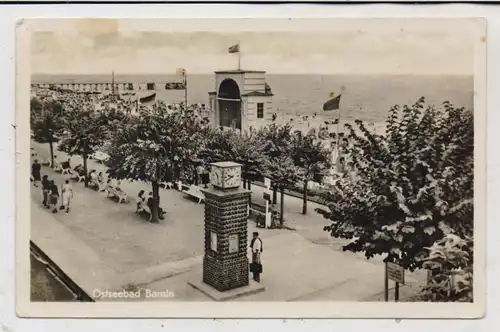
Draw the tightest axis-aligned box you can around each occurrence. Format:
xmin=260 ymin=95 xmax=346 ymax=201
xmin=172 ymin=111 xmax=210 ymax=184
xmin=262 ymin=153 xmax=297 ymax=227
xmin=30 ymin=97 xmax=43 ymax=122
xmin=58 ymin=108 xmax=116 ymax=187
xmin=30 ymin=97 xmax=65 ymax=167
xmin=199 ymin=128 xmax=266 ymax=190
xmin=292 ymin=131 xmax=332 ymax=214
xmin=106 ymin=108 xmax=200 ymax=223
xmin=316 ymin=97 xmax=474 ymax=272
xmin=257 ymin=123 xmax=296 ymax=205
xmin=259 ymin=123 xmax=298 ymax=226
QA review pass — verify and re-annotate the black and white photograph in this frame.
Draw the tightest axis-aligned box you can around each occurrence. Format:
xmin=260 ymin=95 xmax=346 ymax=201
xmin=16 ymin=18 xmax=486 ymax=318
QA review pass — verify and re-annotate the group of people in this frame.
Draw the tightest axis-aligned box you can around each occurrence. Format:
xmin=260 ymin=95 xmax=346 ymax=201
xmin=136 ymin=190 xmax=166 ymax=221
xmin=32 ymin=159 xmax=74 ymax=213
xmin=88 ymin=169 xmax=106 ymax=189
xmin=34 ymin=154 xmax=266 ymax=282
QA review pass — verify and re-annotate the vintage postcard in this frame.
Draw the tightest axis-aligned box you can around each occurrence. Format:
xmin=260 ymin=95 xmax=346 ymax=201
xmin=16 ymin=18 xmax=486 ymax=318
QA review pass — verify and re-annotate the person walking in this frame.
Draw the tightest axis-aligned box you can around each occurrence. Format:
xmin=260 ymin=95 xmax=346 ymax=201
xmin=48 ymin=180 xmax=60 ymax=213
xmin=249 ymin=232 xmax=263 ymax=282
xmin=41 ymin=175 xmax=50 ymax=208
xmin=60 ymin=180 xmax=73 ymax=213
xmin=31 ymin=159 xmax=41 ymax=187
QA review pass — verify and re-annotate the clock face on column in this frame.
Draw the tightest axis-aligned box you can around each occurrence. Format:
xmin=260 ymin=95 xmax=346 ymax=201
xmin=223 ymin=166 xmax=241 ymax=189
xmin=210 ymin=162 xmax=242 ymax=189
xmin=210 ymin=167 xmax=223 ymax=188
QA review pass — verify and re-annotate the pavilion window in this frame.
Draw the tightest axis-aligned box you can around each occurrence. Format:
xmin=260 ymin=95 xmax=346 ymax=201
xmin=257 ymin=103 xmax=264 ymax=119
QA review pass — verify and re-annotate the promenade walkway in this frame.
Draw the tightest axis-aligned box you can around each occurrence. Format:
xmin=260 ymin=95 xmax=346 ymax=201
xmin=32 ymin=141 xmax=341 ymax=246
xmin=30 ymin=141 xmax=426 ymax=302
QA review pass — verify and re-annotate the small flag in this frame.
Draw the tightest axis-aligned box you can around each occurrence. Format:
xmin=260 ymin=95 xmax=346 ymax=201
xmin=165 ymin=82 xmax=186 ymax=90
xmin=176 ymin=68 xmax=186 ymax=77
xmin=228 ymin=43 xmax=240 ymax=54
xmin=323 ymin=94 xmax=342 ymax=111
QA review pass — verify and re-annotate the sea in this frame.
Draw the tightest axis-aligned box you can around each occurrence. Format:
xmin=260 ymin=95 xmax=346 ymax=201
xmin=32 ymin=73 xmax=474 ymax=126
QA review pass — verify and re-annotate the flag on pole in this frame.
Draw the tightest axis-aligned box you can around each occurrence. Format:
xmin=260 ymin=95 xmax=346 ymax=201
xmin=323 ymin=94 xmax=342 ymax=111
xmin=228 ymin=43 xmax=240 ymax=53
xmin=176 ymin=68 xmax=186 ymax=77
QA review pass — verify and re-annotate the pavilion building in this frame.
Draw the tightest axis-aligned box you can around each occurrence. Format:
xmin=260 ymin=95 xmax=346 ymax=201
xmin=208 ymin=70 xmax=274 ymax=132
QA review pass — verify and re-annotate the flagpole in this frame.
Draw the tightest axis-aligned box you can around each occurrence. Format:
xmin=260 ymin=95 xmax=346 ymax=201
xmin=112 ymin=70 xmax=115 ymax=102
xmin=336 ymin=108 xmax=341 ymax=149
xmin=184 ymin=71 xmax=188 ymax=113
xmin=237 ymin=41 xmax=241 ymax=70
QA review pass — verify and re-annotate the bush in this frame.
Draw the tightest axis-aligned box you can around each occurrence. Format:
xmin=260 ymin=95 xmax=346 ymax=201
xmin=416 ymin=234 xmax=473 ymax=302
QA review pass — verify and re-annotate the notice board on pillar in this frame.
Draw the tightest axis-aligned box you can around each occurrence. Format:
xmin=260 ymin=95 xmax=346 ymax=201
xmin=210 ymin=231 xmax=218 ymax=252
xmin=228 ymin=234 xmax=239 ymax=253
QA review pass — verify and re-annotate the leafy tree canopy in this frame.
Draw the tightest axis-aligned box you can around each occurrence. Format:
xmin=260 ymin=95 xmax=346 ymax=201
xmin=30 ymin=98 xmax=65 ymax=143
xmin=292 ymin=132 xmax=332 ymax=182
xmin=317 ymin=97 xmax=473 ymax=271
xmin=58 ymin=107 xmax=120 ymax=158
xmin=199 ymin=128 xmax=267 ymax=181
xmin=106 ymin=108 xmax=202 ymax=183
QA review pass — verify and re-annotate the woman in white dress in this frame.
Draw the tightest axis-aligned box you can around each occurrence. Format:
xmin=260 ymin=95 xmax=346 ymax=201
xmin=61 ymin=179 xmax=74 ymax=213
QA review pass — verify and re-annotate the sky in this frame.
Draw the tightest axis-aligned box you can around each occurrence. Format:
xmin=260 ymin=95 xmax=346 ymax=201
xmin=30 ymin=19 xmax=481 ymax=75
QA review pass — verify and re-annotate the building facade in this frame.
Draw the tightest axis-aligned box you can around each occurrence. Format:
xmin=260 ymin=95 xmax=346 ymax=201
xmin=29 ymin=81 xmax=182 ymax=94
xmin=208 ymin=70 xmax=274 ymax=132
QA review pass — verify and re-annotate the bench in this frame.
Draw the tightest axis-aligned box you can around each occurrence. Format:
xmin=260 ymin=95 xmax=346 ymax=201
xmin=70 ymin=168 xmax=86 ymax=183
xmin=159 ymin=181 xmax=174 ymax=189
xmin=105 ymin=185 xmax=128 ymax=204
xmin=55 ymin=161 xmax=72 ymax=175
xmin=182 ymin=185 xmax=205 ymax=204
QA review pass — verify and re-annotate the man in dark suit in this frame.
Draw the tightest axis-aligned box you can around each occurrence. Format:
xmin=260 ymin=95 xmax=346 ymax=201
xmin=250 ymin=232 xmax=263 ymax=282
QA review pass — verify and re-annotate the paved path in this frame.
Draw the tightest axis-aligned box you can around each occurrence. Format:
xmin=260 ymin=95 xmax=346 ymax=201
xmin=141 ymin=232 xmax=424 ymax=302
xmin=30 ymin=141 xmax=426 ymax=302
xmin=32 ymin=142 xmax=331 ymax=229
xmin=32 ymin=141 xmax=343 ymax=247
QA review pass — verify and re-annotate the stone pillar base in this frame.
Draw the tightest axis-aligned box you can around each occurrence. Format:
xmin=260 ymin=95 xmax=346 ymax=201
xmin=188 ymin=279 xmax=265 ymax=302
